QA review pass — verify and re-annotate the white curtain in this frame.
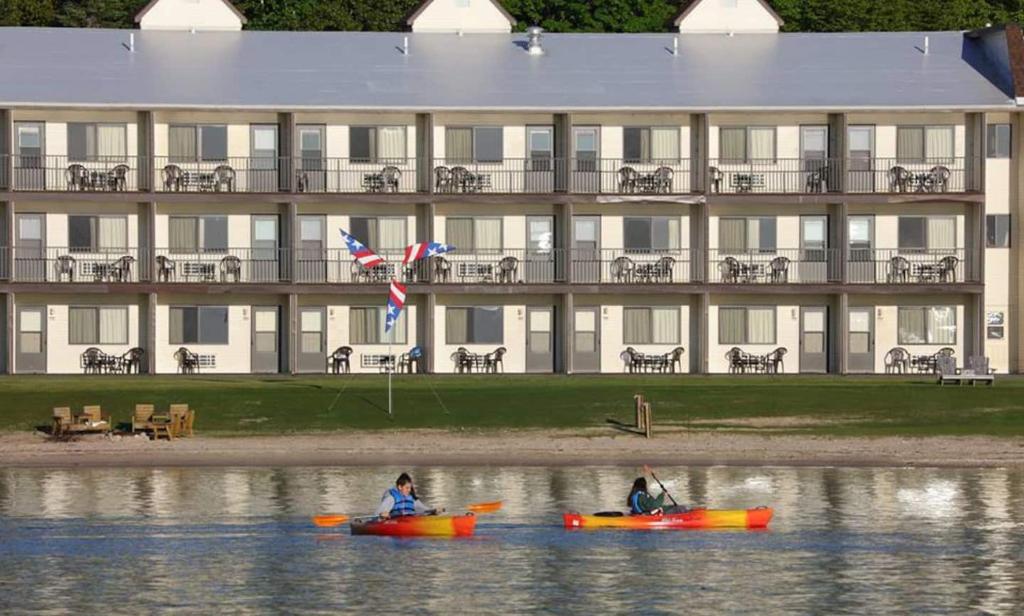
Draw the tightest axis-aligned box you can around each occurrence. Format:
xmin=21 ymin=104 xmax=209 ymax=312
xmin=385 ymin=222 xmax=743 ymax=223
xmin=446 ymin=218 xmax=473 ymax=250
xmin=719 ymin=219 xmax=745 ymax=252
xmin=719 ymin=128 xmax=745 ymax=162
xmin=746 ymin=218 xmax=760 ymax=251
xmin=665 ymin=218 xmax=680 ymax=250
xmin=446 ymin=308 xmax=469 ymax=344
xmin=651 ymin=308 xmax=678 ymax=344
xmin=69 ymin=308 xmax=96 ymax=344
xmin=925 ymin=126 xmax=954 ymax=161
xmin=98 ymin=217 xmax=127 ymax=251
xmin=650 ymin=128 xmax=679 ymax=162
xmin=350 ymin=308 xmax=377 ymax=344
xmin=475 ymin=219 xmax=502 ymax=251
xmin=898 ymin=308 xmax=926 ymax=344
xmin=99 ymin=307 xmax=127 ymax=344
xmin=749 ymin=128 xmax=775 ymax=161
xmin=747 ymin=307 xmax=775 ymax=344
xmin=928 ymin=306 xmax=956 ymax=344
xmin=719 ymin=307 xmax=744 ymax=344
xmin=379 ymin=218 xmax=406 ymax=251
xmin=169 ymin=217 xmax=197 ymax=253
xmin=623 ymin=308 xmax=650 ymax=344
xmin=378 ymin=127 xmax=406 ymax=161
xmin=927 ymin=217 xmax=956 ymax=252
xmin=97 ymin=125 xmax=126 ymax=158
xmin=445 ymin=128 xmax=473 ymax=163
xmin=384 ymin=308 xmax=407 ymax=344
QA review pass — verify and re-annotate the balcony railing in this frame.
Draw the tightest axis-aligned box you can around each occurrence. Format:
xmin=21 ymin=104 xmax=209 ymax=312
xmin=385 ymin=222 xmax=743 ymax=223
xmin=570 ymin=158 xmax=692 ymax=195
xmin=11 ymin=247 xmax=140 ymax=283
xmin=567 ymin=248 xmax=696 ymax=284
xmin=848 ymin=248 xmax=969 ymax=284
xmin=154 ymin=248 xmax=291 ymax=283
xmin=9 ymin=155 xmax=142 ymax=192
xmin=708 ymin=157 xmax=975 ymax=194
xmin=709 ymin=249 xmax=840 ymax=284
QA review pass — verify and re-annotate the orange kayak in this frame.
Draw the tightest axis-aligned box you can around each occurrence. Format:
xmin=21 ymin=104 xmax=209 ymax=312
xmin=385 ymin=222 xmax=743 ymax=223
xmin=350 ymin=513 xmax=477 ymax=537
xmin=563 ymin=507 xmax=773 ymax=530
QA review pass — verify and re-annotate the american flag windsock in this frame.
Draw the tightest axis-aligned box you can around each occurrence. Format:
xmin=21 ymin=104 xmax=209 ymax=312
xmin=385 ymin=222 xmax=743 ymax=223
xmin=402 ymin=241 xmax=456 ymax=265
xmin=340 ymin=229 xmax=385 ymax=269
xmin=384 ymin=279 xmax=407 ymax=334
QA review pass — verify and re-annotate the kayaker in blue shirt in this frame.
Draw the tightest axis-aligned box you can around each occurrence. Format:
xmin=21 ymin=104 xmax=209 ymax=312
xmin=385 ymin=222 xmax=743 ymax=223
xmin=627 ymin=477 xmax=666 ymax=515
xmin=375 ymin=473 xmax=440 ymax=519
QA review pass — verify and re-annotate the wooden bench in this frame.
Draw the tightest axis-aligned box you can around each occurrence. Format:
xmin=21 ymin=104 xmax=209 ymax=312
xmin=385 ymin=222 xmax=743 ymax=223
xmin=937 ymin=356 xmax=995 ymax=386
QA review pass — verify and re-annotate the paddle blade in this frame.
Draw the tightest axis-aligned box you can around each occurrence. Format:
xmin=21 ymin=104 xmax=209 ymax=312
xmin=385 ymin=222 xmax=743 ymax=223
xmin=312 ymin=514 xmax=349 ymax=527
xmin=468 ymin=501 xmax=503 ymax=514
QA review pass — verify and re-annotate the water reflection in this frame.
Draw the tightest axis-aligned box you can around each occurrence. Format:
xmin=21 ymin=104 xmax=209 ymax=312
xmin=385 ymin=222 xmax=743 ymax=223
xmin=1 ymin=466 xmax=1022 ymax=613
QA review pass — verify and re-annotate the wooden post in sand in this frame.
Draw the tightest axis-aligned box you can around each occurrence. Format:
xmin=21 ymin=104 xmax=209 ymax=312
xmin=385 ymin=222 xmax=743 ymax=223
xmin=634 ymin=393 xmax=645 ymax=431
xmin=643 ymin=402 xmax=652 ymax=439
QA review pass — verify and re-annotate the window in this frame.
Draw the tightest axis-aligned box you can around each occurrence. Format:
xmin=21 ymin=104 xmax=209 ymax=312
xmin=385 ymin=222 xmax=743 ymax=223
xmin=987 ymin=124 xmax=1011 ymax=158
xmin=349 ymin=126 xmax=407 ymax=164
xmin=445 ymin=217 xmax=502 ymax=251
xmin=69 ymin=306 xmax=128 ymax=345
xmin=897 ymin=216 xmax=955 ymax=252
xmin=169 ymin=306 xmax=229 ymax=344
xmin=68 ymin=216 xmax=128 ymax=252
xmin=445 ymin=127 xmax=503 ymax=163
xmin=68 ymin=124 xmax=126 ymax=161
xmin=623 ymin=127 xmax=680 ymax=163
xmin=446 ymin=306 xmax=503 ymax=344
xmin=898 ymin=306 xmax=956 ymax=344
xmin=986 ymin=214 xmax=1011 ymax=248
xmin=349 ymin=217 xmax=407 ymax=252
xmin=350 ymin=307 xmax=407 ymax=344
xmin=623 ymin=217 xmax=680 ymax=252
xmin=718 ymin=217 xmax=777 ymax=252
xmin=896 ymin=126 xmax=954 ymax=163
xmin=719 ymin=306 xmax=776 ymax=345
xmin=169 ymin=125 xmax=227 ymax=162
xmin=623 ymin=307 xmax=679 ymax=344
xmin=168 ymin=216 xmax=228 ymax=253
xmin=719 ymin=127 xmax=775 ymax=163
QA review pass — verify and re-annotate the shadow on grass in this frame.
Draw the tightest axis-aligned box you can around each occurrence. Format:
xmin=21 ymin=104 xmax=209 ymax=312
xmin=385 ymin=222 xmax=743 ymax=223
xmin=605 ymin=418 xmax=645 ymax=436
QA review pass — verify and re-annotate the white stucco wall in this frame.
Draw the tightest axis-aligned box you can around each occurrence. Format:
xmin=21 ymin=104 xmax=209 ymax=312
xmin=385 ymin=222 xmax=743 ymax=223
xmin=138 ymin=0 xmax=243 ymax=31
xmin=677 ymin=0 xmax=780 ymax=34
xmin=410 ymin=0 xmax=513 ymax=33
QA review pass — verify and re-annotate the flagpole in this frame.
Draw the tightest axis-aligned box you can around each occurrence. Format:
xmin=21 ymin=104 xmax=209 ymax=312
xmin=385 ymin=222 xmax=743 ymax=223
xmin=388 ymin=339 xmax=393 ymax=417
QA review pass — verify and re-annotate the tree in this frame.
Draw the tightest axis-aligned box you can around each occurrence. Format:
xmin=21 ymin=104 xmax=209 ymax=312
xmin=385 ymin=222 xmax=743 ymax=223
xmin=0 ymin=0 xmax=56 ymax=26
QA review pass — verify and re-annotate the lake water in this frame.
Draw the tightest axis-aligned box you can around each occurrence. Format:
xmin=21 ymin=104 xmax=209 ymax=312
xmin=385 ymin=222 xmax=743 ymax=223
xmin=1 ymin=466 xmax=1022 ymax=614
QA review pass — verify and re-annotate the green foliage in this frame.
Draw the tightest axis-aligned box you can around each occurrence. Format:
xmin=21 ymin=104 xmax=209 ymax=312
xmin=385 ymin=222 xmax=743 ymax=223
xmin=4 ymin=1 xmax=1020 ymax=33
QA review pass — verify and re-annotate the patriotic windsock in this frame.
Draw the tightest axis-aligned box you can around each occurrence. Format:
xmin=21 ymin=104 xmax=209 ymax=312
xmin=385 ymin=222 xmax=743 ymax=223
xmin=402 ymin=241 xmax=456 ymax=265
xmin=384 ymin=279 xmax=407 ymax=334
xmin=340 ymin=229 xmax=384 ymax=268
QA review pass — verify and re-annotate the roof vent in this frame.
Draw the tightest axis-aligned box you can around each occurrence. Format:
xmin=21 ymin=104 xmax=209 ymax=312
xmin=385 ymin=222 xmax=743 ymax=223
xmin=527 ymin=26 xmax=544 ymax=55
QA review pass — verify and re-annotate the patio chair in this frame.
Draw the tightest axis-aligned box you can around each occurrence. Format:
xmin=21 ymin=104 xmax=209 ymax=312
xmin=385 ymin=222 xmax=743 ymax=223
xmin=966 ymin=356 xmax=994 ymax=376
xmin=884 ymin=346 xmax=910 ymax=374
xmin=381 ymin=166 xmax=401 ymax=192
xmin=805 ymin=167 xmax=827 ymax=193
xmin=66 ymin=164 xmax=89 ymax=191
xmin=653 ymin=166 xmax=673 ymax=193
xmin=398 ymin=346 xmax=423 ymax=374
xmin=213 ymin=165 xmax=235 ymax=192
xmin=162 ymin=164 xmax=184 ymax=191
xmin=708 ymin=166 xmax=723 ymax=193
xmin=887 ymin=165 xmax=912 ymax=192
xmin=652 ymin=256 xmax=676 ymax=282
xmin=434 ymin=166 xmax=453 ymax=193
xmin=766 ymin=347 xmax=787 ymax=374
xmin=108 ymin=164 xmax=130 ymax=191
xmin=174 ymin=347 xmax=200 ymax=374
xmin=718 ymin=257 xmax=741 ymax=283
xmin=768 ymin=256 xmax=790 ymax=283
xmin=450 ymin=166 xmax=471 ymax=193
xmin=611 ymin=256 xmax=635 ymax=283
xmin=620 ymin=347 xmax=641 ymax=373
xmin=78 ymin=405 xmax=110 ymax=431
xmin=169 ymin=404 xmax=190 ymax=438
xmin=887 ymin=256 xmax=911 ymax=283
xmin=935 ymin=355 xmax=960 ymax=384
xmin=220 ymin=255 xmax=242 ymax=282
xmin=119 ymin=347 xmax=145 ymax=374
xmin=496 ymin=256 xmax=519 ymax=283
xmin=81 ymin=347 xmax=105 ymax=374
xmin=725 ymin=347 xmax=745 ymax=374
xmin=484 ymin=347 xmax=506 ymax=373
xmin=433 ymin=256 xmax=451 ymax=283
xmin=937 ymin=255 xmax=959 ymax=283
xmin=927 ymin=165 xmax=950 ymax=192
xmin=132 ymin=404 xmax=156 ymax=435
xmin=451 ymin=347 xmax=471 ymax=373
xmin=56 ymin=254 xmax=76 ymax=282
xmin=328 ymin=346 xmax=353 ymax=374
xmin=52 ymin=407 xmax=73 ymax=436
xmin=618 ymin=166 xmax=639 ymax=193
xmin=156 ymin=255 xmax=176 ymax=282
xmin=109 ymin=255 xmax=135 ymax=282
xmin=666 ymin=347 xmax=685 ymax=373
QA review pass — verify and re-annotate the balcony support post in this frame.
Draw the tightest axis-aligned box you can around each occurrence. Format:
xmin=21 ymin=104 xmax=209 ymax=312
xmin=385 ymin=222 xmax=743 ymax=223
xmin=966 ymin=293 xmax=985 ymax=362
xmin=424 ymin=292 xmax=436 ymax=373
xmin=695 ymin=292 xmax=709 ymax=374
xmin=835 ymin=293 xmax=848 ymax=374
xmin=140 ymin=201 xmax=156 ymax=283
xmin=967 ymin=194 xmax=985 ymax=284
xmin=416 ymin=113 xmax=434 ymax=193
xmin=0 ymin=109 xmax=11 ymax=191
xmin=965 ymin=112 xmax=986 ymax=192
xmin=560 ymin=201 xmax=573 ymax=284
xmin=137 ymin=111 xmax=155 ymax=192
xmin=690 ymin=113 xmax=709 ymax=193
xmin=827 ymin=113 xmax=847 ymax=193
xmin=285 ymin=293 xmax=298 ymax=375
xmin=2 ymin=291 xmax=12 ymax=374
xmin=830 ymin=201 xmax=847 ymax=283
xmin=279 ymin=112 xmax=296 ymax=193
xmin=554 ymin=113 xmax=573 ymax=193
xmin=560 ymin=292 xmax=573 ymax=374
xmin=417 ymin=201 xmax=435 ymax=282
xmin=284 ymin=201 xmax=298 ymax=283
xmin=144 ymin=292 xmax=157 ymax=374
xmin=1 ymin=200 xmax=12 ymax=281
xmin=691 ymin=200 xmax=708 ymax=283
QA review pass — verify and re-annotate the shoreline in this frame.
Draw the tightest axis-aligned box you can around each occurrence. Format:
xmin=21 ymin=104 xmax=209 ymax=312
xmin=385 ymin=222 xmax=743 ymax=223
xmin=1 ymin=430 xmax=1023 ymax=469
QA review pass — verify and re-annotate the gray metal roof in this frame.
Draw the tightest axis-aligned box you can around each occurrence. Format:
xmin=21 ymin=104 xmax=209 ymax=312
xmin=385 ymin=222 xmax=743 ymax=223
xmin=0 ymin=27 xmax=1014 ymax=110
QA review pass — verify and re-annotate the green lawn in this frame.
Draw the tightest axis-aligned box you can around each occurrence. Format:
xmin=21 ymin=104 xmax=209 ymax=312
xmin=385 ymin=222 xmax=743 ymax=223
xmin=2 ymin=374 xmax=1023 ymax=437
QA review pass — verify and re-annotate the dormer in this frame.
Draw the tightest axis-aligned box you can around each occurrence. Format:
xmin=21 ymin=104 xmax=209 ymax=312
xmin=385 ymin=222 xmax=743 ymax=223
xmin=134 ymin=0 xmax=247 ymax=31
xmin=674 ymin=0 xmax=783 ymax=34
xmin=406 ymin=0 xmax=516 ymax=34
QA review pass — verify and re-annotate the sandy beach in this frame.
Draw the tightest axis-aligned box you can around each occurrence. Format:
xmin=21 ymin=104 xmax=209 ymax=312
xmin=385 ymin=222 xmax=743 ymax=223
xmin=1 ymin=430 xmax=1022 ymax=468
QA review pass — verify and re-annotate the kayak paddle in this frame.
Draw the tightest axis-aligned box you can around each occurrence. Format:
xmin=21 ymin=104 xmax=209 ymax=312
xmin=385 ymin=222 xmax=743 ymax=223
xmin=467 ymin=500 xmax=503 ymax=513
xmin=312 ymin=500 xmax=502 ymax=527
xmin=644 ymin=465 xmax=680 ymax=509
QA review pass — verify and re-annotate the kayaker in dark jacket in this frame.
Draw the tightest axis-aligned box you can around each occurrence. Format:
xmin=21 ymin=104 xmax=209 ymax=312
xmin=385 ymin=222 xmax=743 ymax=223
xmin=375 ymin=473 xmax=439 ymax=519
xmin=627 ymin=477 xmax=666 ymax=515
